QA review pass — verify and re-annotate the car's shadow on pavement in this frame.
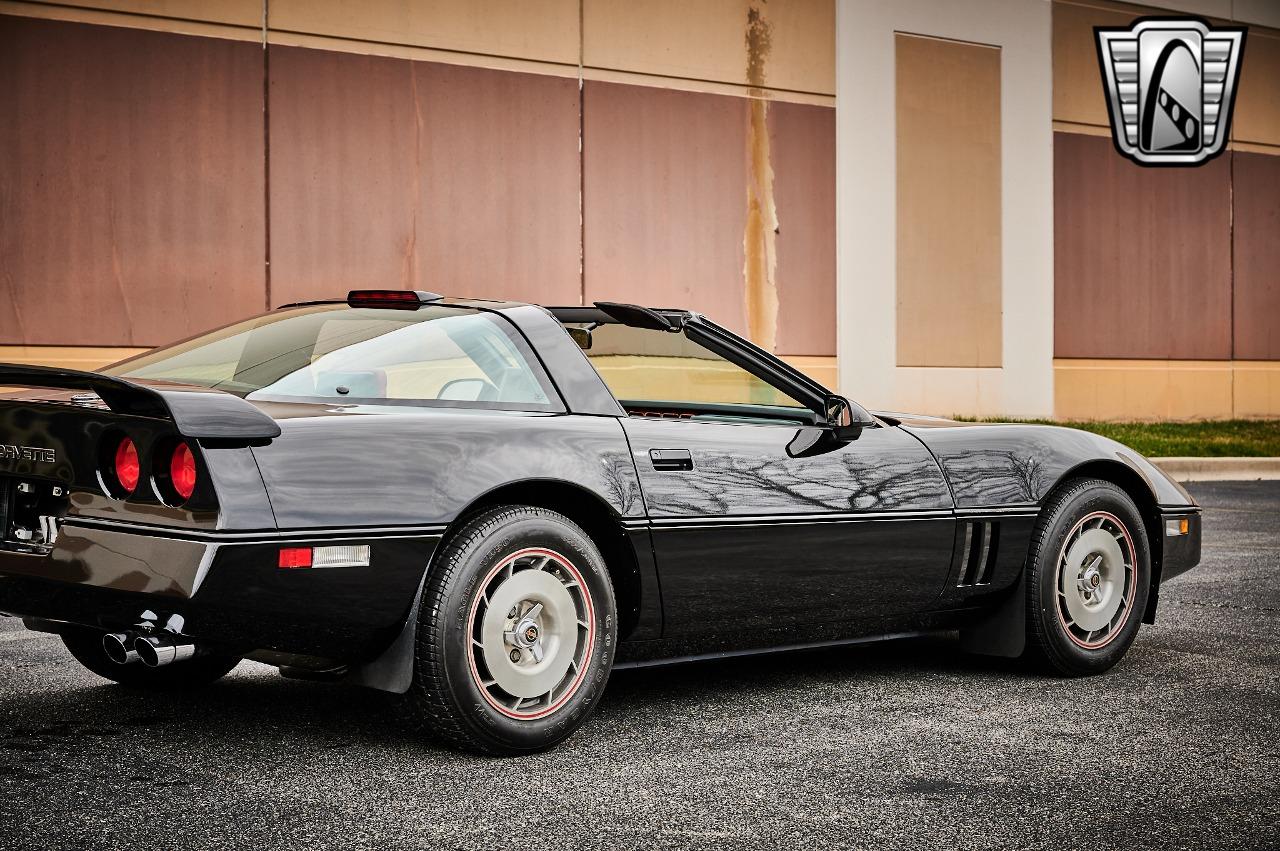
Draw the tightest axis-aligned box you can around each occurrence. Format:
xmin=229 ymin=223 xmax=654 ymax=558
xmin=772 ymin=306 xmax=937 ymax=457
xmin=0 ymin=634 xmax=1033 ymax=762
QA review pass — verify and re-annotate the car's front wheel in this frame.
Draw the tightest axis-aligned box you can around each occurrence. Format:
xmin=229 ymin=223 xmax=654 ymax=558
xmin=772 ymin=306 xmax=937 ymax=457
xmin=1025 ymin=478 xmax=1151 ymax=676
xmin=406 ymin=505 xmax=617 ymax=755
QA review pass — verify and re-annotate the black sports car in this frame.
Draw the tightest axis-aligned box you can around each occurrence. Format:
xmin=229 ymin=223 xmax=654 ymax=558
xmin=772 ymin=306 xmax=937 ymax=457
xmin=0 ymin=290 xmax=1200 ymax=755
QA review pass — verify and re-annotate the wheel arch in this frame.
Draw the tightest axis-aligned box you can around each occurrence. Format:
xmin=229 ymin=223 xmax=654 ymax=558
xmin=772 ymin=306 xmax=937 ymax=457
xmin=1044 ymin=460 xmax=1163 ymax=624
xmin=447 ymin=478 xmax=645 ymax=641
xmin=961 ymin=460 xmax=1166 ymax=658
xmin=348 ymin=477 xmax=649 ymax=695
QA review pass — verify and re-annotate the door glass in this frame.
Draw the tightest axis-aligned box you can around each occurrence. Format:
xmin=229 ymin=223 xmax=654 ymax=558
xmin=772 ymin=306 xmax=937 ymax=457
xmin=564 ymin=323 xmax=806 ymax=411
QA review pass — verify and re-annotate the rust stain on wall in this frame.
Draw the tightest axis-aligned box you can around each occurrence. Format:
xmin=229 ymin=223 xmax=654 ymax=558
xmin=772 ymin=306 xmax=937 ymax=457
xmin=744 ymin=4 xmax=779 ymax=351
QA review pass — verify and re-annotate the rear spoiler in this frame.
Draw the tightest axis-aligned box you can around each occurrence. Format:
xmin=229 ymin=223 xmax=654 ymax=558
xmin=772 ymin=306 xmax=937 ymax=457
xmin=0 ymin=363 xmax=281 ymax=441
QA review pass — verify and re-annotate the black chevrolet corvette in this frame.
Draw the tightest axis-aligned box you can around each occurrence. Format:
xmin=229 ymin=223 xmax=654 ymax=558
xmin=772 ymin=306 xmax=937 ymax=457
xmin=0 ymin=291 xmax=1200 ymax=754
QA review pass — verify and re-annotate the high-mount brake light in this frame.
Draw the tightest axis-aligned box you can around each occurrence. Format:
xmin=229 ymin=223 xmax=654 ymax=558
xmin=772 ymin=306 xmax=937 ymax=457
xmin=114 ymin=437 xmax=140 ymax=494
xmin=346 ymin=289 xmax=444 ymax=308
xmin=170 ymin=442 xmax=197 ymax=501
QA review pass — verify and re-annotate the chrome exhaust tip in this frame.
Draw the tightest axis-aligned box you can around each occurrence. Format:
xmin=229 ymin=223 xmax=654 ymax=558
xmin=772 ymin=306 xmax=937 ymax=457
xmin=134 ymin=634 xmax=197 ymax=668
xmin=102 ymin=632 xmax=140 ymax=665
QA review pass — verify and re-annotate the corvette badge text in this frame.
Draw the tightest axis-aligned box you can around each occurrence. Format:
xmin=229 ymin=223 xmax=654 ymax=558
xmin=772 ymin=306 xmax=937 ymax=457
xmin=1095 ymin=17 xmax=1246 ymax=166
xmin=0 ymin=445 xmax=56 ymax=464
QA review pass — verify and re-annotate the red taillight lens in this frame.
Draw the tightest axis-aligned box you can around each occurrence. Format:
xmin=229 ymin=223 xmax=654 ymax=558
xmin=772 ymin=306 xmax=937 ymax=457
xmin=278 ymin=547 xmax=313 ymax=569
xmin=169 ymin=442 xmax=197 ymax=500
xmin=114 ymin=437 xmax=140 ymax=493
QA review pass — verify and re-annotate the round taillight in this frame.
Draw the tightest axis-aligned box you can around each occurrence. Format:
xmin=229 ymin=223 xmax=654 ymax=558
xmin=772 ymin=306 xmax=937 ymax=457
xmin=114 ymin=437 xmax=140 ymax=494
xmin=169 ymin=442 xmax=197 ymax=501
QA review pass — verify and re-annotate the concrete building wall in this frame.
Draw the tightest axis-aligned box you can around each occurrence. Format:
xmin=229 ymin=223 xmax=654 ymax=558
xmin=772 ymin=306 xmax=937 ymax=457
xmin=0 ymin=0 xmax=839 ymax=388
xmin=1051 ymin=0 xmax=1280 ymax=420
xmin=836 ymin=0 xmax=1055 ymax=418
xmin=4 ymin=0 xmax=1278 ymax=421
xmin=837 ymin=0 xmax=1279 ymax=421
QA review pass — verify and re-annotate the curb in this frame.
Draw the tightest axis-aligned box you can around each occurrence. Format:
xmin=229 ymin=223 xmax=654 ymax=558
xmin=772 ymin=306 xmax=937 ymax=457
xmin=1151 ymin=457 xmax=1280 ymax=482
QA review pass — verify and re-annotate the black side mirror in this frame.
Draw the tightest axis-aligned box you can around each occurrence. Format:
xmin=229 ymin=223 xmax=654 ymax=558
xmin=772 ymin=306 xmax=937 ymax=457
xmin=825 ymin=395 xmax=876 ymax=441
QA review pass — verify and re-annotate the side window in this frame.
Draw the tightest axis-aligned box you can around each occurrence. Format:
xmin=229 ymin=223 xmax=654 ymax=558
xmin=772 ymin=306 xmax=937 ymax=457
xmin=571 ymin=323 xmax=807 ymax=413
xmin=268 ymin=314 xmax=555 ymax=407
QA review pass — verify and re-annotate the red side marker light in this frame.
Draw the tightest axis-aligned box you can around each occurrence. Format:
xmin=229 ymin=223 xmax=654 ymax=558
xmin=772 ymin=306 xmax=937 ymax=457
xmin=278 ymin=547 xmax=313 ymax=569
xmin=114 ymin=437 xmax=140 ymax=494
xmin=170 ymin=442 xmax=197 ymax=501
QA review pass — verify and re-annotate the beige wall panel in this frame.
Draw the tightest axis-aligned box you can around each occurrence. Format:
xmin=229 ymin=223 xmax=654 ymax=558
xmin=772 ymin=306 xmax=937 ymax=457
xmin=583 ymin=81 xmax=750 ymax=335
xmin=1054 ymin=360 xmax=1235 ymax=421
xmin=1235 ymin=362 xmax=1280 ymax=419
xmin=1053 ymin=1 xmax=1133 ymax=127
xmin=0 ymin=346 xmax=148 ymax=371
xmin=268 ymin=0 xmax=579 ymax=65
xmin=769 ymin=102 xmax=836 ymax=356
xmin=28 ymin=0 xmax=262 ymax=26
xmin=1233 ymin=31 xmax=1280 ymax=147
xmin=0 ymin=15 xmax=266 ymax=348
xmin=895 ymin=34 xmax=1002 ymax=368
xmin=583 ymin=0 xmax=835 ymax=94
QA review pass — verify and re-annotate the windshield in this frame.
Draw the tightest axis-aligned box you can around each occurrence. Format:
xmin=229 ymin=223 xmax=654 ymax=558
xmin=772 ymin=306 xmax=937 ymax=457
xmin=105 ymin=304 xmax=560 ymax=411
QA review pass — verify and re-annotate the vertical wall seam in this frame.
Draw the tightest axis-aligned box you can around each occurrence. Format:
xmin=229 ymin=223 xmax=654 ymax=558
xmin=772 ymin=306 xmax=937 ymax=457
xmin=261 ymin=0 xmax=271 ymax=310
xmin=578 ymin=0 xmax=585 ymax=306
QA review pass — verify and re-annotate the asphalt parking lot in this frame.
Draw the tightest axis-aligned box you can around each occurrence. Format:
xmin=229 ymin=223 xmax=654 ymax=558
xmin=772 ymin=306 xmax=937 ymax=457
xmin=1 ymin=481 xmax=1276 ymax=849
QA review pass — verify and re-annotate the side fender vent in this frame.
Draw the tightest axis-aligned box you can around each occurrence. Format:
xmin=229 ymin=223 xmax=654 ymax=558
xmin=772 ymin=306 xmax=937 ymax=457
xmin=956 ymin=521 xmax=1000 ymax=587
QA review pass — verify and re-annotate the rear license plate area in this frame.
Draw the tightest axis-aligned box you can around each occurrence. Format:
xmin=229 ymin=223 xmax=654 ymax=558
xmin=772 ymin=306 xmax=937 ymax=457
xmin=0 ymin=478 xmax=70 ymax=554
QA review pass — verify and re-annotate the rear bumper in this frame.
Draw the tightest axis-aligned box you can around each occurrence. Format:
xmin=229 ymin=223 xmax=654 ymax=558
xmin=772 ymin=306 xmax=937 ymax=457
xmin=0 ymin=518 xmax=439 ymax=661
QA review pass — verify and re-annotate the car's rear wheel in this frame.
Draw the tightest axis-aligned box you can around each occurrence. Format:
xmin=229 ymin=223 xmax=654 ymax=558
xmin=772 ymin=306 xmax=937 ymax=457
xmin=1024 ymin=478 xmax=1151 ymax=676
xmin=405 ymin=505 xmax=616 ymax=755
xmin=61 ymin=628 xmax=241 ymax=690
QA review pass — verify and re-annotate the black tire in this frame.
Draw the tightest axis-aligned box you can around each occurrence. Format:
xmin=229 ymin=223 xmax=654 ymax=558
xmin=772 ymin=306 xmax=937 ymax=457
xmin=1025 ymin=478 xmax=1151 ymax=676
xmin=405 ymin=505 xmax=617 ymax=756
xmin=61 ymin=628 xmax=241 ymax=690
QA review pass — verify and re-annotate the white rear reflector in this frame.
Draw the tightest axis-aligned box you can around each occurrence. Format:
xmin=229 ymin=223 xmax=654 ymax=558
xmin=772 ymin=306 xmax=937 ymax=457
xmin=313 ymin=545 xmax=371 ymax=568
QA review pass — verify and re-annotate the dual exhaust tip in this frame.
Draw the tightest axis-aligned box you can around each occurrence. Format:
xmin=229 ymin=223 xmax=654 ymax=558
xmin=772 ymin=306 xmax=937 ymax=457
xmin=102 ymin=631 xmax=197 ymax=668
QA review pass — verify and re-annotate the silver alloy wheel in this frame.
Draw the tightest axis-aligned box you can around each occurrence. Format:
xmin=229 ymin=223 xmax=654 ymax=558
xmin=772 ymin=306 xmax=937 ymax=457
xmin=466 ymin=547 xmax=594 ymax=719
xmin=1054 ymin=510 xmax=1137 ymax=649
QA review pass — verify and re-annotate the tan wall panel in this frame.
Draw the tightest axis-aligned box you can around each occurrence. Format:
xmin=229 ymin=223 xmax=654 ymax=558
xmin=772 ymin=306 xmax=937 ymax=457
xmin=769 ymin=101 xmax=836 ymax=356
xmin=583 ymin=82 xmax=749 ymax=335
xmin=1235 ymin=361 xmax=1280 ymax=419
xmin=1233 ymin=151 xmax=1280 ymax=360
xmin=269 ymin=47 xmax=581 ymax=307
xmin=268 ymin=0 xmax=579 ymax=66
xmin=1053 ymin=0 xmax=1133 ymax=127
xmin=21 ymin=0 xmax=262 ymax=26
xmin=1233 ymin=31 xmax=1280 ymax=147
xmin=895 ymin=34 xmax=1002 ymax=368
xmin=0 ymin=15 xmax=266 ymax=347
xmin=1054 ymin=359 xmax=1235 ymax=420
xmin=583 ymin=0 xmax=835 ymax=95
xmin=0 ymin=346 xmax=148 ymax=371
xmin=1054 ymin=131 xmax=1232 ymax=359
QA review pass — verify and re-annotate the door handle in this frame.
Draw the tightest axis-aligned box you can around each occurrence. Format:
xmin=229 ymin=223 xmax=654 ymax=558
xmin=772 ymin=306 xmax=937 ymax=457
xmin=650 ymin=449 xmax=693 ymax=471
